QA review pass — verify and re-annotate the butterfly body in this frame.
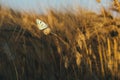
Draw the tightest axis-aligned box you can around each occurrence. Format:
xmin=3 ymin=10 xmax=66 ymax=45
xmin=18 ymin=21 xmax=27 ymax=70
xmin=36 ymin=19 xmax=51 ymax=35
xmin=36 ymin=19 xmax=48 ymax=30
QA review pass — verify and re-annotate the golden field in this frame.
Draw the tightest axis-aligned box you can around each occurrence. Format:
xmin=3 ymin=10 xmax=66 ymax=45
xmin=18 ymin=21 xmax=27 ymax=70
xmin=0 ymin=5 xmax=120 ymax=80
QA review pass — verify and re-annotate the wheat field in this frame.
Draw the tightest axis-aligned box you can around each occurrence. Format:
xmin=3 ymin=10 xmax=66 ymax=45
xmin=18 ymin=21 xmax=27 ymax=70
xmin=0 ymin=4 xmax=120 ymax=80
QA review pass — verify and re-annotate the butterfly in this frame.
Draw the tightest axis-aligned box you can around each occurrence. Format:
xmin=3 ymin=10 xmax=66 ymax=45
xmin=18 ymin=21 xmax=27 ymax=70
xmin=36 ymin=19 xmax=48 ymax=30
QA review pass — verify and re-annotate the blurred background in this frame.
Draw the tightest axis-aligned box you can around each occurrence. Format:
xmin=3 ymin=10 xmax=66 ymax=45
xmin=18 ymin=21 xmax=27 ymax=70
xmin=0 ymin=0 xmax=120 ymax=80
xmin=0 ymin=0 xmax=111 ymax=13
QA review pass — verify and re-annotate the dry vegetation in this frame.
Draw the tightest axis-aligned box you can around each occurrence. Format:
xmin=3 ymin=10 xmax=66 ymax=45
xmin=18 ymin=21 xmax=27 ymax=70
xmin=0 ymin=4 xmax=120 ymax=80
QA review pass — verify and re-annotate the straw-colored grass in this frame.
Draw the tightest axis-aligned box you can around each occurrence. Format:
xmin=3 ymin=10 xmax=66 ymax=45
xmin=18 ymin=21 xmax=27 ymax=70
xmin=0 ymin=5 xmax=120 ymax=80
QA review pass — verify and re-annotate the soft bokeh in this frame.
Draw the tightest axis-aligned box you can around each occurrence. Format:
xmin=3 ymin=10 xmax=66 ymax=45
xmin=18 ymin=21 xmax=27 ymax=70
xmin=0 ymin=0 xmax=110 ymax=13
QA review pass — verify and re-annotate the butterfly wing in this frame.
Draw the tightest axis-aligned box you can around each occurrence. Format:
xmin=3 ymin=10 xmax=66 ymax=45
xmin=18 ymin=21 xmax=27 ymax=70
xmin=36 ymin=19 xmax=48 ymax=30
